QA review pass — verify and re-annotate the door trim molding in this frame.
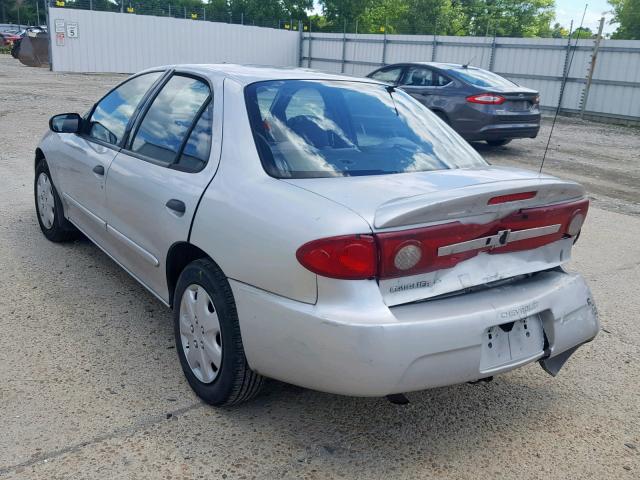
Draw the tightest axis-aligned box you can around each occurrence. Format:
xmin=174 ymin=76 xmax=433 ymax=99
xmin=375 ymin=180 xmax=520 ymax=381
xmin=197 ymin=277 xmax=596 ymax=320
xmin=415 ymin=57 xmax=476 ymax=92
xmin=62 ymin=192 xmax=107 ymax=228
xmin=106 ymin=224 xmax=160 ymax=267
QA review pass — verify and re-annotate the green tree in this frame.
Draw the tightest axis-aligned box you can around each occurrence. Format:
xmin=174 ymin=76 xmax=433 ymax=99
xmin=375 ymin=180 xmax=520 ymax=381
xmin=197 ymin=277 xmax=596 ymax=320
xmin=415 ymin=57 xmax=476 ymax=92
xmin=609 ymin=0 xmax=640 ymax=39
xmin=454 ymin=0 xmax=555 ymax=37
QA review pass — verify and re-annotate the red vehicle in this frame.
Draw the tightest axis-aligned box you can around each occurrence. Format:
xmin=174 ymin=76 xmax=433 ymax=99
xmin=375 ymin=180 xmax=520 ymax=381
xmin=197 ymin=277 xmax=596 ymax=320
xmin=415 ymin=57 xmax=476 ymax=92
xmin=1 ymin=29 xmax=24 ymax=46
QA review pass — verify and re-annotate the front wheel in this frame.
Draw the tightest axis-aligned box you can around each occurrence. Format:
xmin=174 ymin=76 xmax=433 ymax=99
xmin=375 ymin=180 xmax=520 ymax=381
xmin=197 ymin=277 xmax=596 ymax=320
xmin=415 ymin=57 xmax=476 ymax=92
xmin=34 ymin=160 xmax=78 ymax=242
xmin=486 ymin=139 xmax=512 ymax=147
xmin=173 ymin=259 xmax=264 ymax=406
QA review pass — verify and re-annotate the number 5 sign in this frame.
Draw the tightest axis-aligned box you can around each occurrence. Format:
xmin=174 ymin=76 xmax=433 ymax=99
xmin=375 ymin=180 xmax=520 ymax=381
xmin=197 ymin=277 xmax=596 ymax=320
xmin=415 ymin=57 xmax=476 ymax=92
xmin=66 ymin=22 xmax=78 ymax=38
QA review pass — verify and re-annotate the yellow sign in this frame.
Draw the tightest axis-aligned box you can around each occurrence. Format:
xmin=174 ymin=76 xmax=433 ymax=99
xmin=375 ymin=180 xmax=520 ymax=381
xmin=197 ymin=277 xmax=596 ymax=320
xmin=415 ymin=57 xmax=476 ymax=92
xmin=303 ymin=25 xmax=308 ymax=31
xmin=126 ymin=6 xmax=134 ymax=13
xmin=191 ymin=13 xmax=198 ymax=19
xmin=379 ymin=26 xmax=385 ymax=33
xmin=55 ymin=0 xmax=65 ymax=6
xmin=284 ymin=24 xmax=290 ymax=30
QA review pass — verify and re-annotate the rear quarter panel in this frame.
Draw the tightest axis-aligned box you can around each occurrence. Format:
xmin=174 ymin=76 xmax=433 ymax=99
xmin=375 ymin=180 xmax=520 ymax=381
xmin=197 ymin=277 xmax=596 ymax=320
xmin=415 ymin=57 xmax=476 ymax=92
xmin=189 ymin=79 xmax=372 ymax=304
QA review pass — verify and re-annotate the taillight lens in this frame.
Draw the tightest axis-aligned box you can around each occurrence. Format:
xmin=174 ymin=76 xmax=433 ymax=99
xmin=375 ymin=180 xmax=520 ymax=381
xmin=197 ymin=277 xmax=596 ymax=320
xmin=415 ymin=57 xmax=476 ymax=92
xmin=488 ymin=191 xmax=537 ymax=205
xmin=466 ymin=93 xmax=506 ymax=105
xmin=297 ymin=199 xmax=589 ymax=280
xmin=296 ymin=234 xmax=377 ymax=280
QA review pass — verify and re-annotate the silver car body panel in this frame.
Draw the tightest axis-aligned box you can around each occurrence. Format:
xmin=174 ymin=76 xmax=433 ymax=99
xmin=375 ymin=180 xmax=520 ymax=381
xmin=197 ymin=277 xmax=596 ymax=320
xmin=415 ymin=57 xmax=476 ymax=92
xmin=101 ymin=73 xmax=224 ymax=302
xmin=38 ymin=64 xmax=599 ymax=396
xmin=232 ymin=270 xmax=598 ymax=396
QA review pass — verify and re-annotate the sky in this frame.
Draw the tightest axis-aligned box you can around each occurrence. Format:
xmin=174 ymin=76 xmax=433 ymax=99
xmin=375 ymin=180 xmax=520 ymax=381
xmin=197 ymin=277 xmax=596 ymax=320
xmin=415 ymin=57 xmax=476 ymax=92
xmin=555 ymin=0 xmax=617 ymax=35
xmin=311 ymin=1 xmax=619 ymax=36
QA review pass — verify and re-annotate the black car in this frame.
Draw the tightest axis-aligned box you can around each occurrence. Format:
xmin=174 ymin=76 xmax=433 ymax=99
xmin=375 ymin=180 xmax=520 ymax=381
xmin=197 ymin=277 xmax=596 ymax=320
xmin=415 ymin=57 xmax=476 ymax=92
xmin=368 ymin=62 xmax=540 ymax=146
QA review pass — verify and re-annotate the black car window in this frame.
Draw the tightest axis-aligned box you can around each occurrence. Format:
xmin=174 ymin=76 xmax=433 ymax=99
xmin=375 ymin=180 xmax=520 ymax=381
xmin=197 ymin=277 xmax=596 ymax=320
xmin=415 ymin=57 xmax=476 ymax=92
xmin=130 ymin=75 xmax=210 ymax=167
xmin=285 ymin=87 xmax=325 ymax=121
xmin=402 ymin=66 xmax=434 ymax=87
xmin=174 ymin=101 xmax=214 ymax=172
xmin=435 ymin=74 xmax=452 ymax=87
xmin=87 ymin=71 xmax=162 ymax=146
xmin=369 ymin=67 xmax=403 ymax=84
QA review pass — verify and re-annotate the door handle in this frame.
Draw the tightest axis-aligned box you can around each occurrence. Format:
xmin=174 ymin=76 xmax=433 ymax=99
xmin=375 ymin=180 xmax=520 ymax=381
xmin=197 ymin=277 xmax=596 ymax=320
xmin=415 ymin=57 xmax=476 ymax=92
xmin=92 ymin=165 xmax=105 ymax=175
xmin=165 ymin=199 xmax=186 ymax=216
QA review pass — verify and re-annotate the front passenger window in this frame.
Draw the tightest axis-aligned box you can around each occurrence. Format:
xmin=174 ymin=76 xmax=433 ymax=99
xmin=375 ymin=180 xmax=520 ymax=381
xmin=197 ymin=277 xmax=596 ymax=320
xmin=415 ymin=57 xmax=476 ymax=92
xmin=130 ymin=75 xmax=210 ymax=167
xmin=87 ymin=71 xmax=162 ymax=146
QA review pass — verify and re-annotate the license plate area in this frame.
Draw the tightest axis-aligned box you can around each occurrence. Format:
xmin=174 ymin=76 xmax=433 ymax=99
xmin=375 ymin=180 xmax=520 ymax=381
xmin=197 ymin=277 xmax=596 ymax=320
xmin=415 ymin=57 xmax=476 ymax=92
xmin=480 ymin=315 xmax=544 ymax=372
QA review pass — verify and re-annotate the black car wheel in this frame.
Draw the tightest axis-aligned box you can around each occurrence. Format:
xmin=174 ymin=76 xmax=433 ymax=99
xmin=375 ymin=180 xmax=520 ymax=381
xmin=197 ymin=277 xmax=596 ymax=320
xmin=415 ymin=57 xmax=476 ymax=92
xmin=34 ymin=159 xmax=78 ymax=242
xmin=174 ymin=258 xmax=264 ymax=406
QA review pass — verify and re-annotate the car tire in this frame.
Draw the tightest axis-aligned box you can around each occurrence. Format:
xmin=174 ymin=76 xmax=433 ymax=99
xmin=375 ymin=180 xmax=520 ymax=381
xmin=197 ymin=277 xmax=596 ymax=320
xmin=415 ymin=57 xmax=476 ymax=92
xmin=173 ymin=258 xmax=264 ymax=406
xmin=34 ymin=159 xmax=79 ymax=242
xmin=486 ymin=139 xmax=512 ymax=147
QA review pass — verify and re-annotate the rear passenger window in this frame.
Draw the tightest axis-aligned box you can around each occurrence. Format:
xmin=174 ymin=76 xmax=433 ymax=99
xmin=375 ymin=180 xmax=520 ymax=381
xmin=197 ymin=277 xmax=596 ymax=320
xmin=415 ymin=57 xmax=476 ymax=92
xmin=130 ymin=75 xmax=210 ymax=167
xmin=435 ymin=74 xmax=452 ymax=87
xmin=174 ymin=102 xmax=213 ymax=172
xmin=403 ymin=67 xmax=434 ymax=86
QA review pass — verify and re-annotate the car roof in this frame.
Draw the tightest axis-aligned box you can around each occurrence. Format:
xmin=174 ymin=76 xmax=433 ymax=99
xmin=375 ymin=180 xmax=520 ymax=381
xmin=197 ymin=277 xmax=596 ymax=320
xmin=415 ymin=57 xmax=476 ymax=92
xmin=144 ymin=64 xmax=383 ymax=86
xmin=376 ymin=62 xmax=485 ymax=72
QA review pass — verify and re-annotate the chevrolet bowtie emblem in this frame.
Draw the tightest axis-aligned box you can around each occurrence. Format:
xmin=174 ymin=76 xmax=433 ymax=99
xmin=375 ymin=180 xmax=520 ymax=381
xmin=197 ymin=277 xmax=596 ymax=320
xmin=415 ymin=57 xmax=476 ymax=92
xmin=437 ymin=225 xmax=561 ymax=257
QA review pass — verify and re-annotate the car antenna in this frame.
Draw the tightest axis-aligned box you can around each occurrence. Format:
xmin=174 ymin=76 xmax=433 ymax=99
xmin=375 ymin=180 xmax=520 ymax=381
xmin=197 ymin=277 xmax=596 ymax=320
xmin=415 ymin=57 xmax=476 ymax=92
xmin=540 ymin=3 xmax=588 ymax=174
xmin=386 ymin=85 xmax=399 ymax=116
xmin=462 ymin=57 xmax=474 ymax=69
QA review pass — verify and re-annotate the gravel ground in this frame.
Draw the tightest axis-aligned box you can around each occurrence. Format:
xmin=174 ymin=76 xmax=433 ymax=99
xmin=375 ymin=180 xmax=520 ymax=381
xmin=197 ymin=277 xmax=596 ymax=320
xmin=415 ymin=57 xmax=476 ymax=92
xmin=0 ymin=55 xmax=639 ymax=479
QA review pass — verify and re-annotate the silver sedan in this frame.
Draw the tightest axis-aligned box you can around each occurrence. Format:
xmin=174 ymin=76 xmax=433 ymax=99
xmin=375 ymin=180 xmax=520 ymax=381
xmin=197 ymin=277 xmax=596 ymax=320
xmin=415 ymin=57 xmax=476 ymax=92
xmin=34 ymin=65 xmax=598 ymax=406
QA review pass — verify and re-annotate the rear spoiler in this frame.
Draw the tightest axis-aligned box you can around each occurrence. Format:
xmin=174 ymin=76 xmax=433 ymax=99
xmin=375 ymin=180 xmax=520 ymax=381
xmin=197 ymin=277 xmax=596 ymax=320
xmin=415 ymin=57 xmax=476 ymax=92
xmin=374 ymin=178 xmax=586 ymax=229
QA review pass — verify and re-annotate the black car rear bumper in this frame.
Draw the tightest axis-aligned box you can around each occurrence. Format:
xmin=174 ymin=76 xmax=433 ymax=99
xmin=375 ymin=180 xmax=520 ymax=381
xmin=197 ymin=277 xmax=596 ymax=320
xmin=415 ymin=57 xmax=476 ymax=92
xmin=463 ymin=122 xmax=540 ymax=141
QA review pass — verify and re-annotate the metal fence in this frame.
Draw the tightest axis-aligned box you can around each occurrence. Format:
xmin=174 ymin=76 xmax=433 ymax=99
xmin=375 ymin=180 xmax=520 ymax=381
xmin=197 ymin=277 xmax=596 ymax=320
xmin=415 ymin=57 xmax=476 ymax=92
xmin=42 ymin=5 xmax=640 ymax=124
xmin=301 ymin=32 xmax=640 ymax=123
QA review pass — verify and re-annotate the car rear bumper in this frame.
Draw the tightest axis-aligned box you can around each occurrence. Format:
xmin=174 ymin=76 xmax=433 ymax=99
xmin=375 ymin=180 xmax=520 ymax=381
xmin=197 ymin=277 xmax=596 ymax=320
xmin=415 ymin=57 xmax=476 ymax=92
xmin=231 ymin=270 xmax=598 ymax=397
xmin=464 ymin=122 xmax=541 ymax=141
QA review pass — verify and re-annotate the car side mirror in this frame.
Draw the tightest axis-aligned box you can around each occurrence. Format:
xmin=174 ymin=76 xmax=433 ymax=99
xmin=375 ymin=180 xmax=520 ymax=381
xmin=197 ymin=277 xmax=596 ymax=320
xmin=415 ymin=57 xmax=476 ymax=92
xmin=49 ymin=113 xmax=82 ymax=134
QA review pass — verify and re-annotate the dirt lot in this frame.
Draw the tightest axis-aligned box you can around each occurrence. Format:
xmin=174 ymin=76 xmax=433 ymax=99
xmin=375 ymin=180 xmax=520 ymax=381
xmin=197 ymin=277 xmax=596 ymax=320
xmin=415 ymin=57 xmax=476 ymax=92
xmin=0 ymin=55 xmax=639 ymax=479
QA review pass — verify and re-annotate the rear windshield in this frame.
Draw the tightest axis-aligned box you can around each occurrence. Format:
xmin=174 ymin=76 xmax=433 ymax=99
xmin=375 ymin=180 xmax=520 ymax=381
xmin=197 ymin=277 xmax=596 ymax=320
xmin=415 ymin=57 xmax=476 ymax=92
xmin=447 ymin=68 xmax=517 ymax=88
xmin=244 ymin=80 xmax=486 ymax=178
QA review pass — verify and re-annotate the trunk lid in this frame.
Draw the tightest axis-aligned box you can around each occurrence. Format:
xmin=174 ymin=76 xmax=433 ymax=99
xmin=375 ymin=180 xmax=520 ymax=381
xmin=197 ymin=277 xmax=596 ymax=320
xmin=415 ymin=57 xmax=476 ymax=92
xmin=285 ymin=167 xmax=587 ymax=306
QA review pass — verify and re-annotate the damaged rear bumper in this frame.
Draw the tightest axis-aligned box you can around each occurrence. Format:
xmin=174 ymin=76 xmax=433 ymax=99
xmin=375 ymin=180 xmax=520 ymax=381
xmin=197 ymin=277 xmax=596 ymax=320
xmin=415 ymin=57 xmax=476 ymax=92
xmin=231 ymin=270 xmax=598 ymax=397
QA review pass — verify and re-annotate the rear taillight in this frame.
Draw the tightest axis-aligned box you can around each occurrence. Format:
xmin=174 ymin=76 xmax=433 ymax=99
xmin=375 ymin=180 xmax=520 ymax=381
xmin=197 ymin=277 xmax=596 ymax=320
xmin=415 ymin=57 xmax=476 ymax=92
xmin=533 ymin=95 xmax=540 ymax=105
xmin=297 ymin=199 xmax=589 ymax=280
xmin=466 ymin=93 xmax=506 ymax=105
xmin=296 ymin=234 xmax=377 ymax=280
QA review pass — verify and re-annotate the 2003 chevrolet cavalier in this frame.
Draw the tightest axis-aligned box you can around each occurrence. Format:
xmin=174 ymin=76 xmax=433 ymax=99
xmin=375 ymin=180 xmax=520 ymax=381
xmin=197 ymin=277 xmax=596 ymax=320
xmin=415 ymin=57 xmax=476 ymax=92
xmin=34 ymin=65 xmax=598 ymax=405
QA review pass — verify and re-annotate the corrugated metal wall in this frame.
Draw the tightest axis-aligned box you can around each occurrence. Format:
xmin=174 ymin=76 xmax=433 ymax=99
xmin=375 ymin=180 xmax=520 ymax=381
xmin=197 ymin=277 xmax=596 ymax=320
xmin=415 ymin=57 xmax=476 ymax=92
xmin=48 ymin=8 xmax=299 ymax=73
xmin=303 ymin=33 xmax=640 ymax=122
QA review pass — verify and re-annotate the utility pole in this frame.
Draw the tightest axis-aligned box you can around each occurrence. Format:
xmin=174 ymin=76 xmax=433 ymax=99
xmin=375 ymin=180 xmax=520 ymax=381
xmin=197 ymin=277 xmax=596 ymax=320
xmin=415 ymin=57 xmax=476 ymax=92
xmin=581 ymin=16 xmax=605 ymax=118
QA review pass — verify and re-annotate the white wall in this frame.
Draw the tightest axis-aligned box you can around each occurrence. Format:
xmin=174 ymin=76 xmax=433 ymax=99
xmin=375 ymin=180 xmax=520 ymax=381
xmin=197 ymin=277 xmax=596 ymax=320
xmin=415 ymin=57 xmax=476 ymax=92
xmin=48 ymin=8 xmax=299 ymax=73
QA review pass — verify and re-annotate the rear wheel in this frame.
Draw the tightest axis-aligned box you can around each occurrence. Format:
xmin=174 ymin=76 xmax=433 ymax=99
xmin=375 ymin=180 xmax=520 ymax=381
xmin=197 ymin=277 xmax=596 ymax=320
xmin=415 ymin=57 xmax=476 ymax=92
xmin=486 ymin=139 xmax=512 ymax=147
xmin=34 ymin=159 xmax=78 ymax=242
xmin=173 ymin=259 xmax=264 ymax=406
